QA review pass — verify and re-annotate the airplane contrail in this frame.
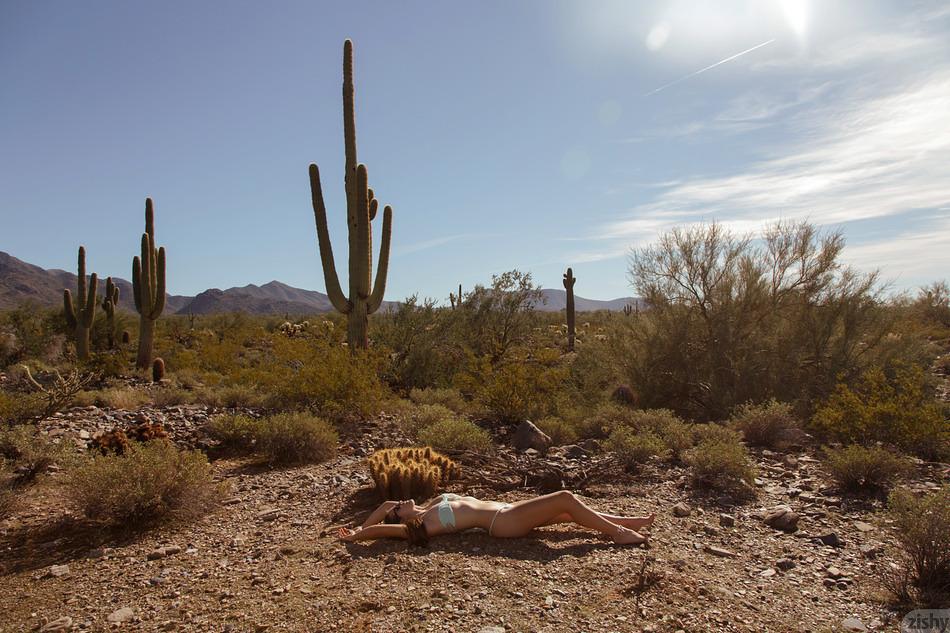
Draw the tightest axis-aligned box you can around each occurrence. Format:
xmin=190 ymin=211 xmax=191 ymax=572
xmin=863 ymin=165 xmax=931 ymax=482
xmin=644 ymin=38 xmax=776 ymax=96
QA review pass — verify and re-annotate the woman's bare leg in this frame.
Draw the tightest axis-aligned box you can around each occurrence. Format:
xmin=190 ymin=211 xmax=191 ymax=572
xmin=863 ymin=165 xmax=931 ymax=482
xmin=540 ymin=511 xmax=655 ymax=530
xmin=492 ymin=491 xmax=647 ymax=544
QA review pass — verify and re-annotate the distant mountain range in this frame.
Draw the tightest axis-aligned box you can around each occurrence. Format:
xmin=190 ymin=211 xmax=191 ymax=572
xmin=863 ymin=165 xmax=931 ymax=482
xmin=0 ymin=251 xmax=640 ymax=315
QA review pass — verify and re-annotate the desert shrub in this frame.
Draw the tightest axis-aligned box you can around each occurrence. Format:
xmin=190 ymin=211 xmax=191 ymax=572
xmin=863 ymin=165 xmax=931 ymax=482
xmin=192 ymin=384 xmax=266 ymax=409
xmin=823 ymin=445 xmax=911 ymax=493
xmin=535 ymin=416 xmax=579 ymax=446
xmin=626 ymin=221 xmax=900 ymax=420
xmin=885 ymin=487 xmax=950 ymax=607
xmin=205 ymin=414 xmax=260 ymax=452
xmin=0 ymin=304 xmax=69 ymax=366
xmin=458 ymin=352 xmax=567 ymax=423
xmin=811 ymin=362 xmax=949 ymax=460
xmin=624 ymin=409 xmax=694 ymax=459
xmin=729 ymin=399 xmax=800 ymax=449
xmin=574 ymin=403 xmax=635 ymax=439
xmin=91 ymin=386 xmax=150 ymax=410
xmin=417 ymin=418 xmax=492 ymax=453
xmin=396 ymin=404 xmax=456 ymax=441
xmin=373 ymin=295 xmax=461 ymax=390
xmin=565 ymin=336 xmax=624 ymax=408
xmin=254 ymin=412 xmax=338 ymax=466
xmin=605 ymin=426 xmax=667 ymax=470
xmin=693 ymin=423 xmax=743 ymax=446
xmin=0 ymin=424 xmax=69 ymax=485
xmin=63 ymin=440 xmax=218 ymax=526
xmin=0 ymin=390 xmax=45 ymax=425
xmin=408 ymin=387 xmax=469 ymax=415
xmin=149 ymin=386 xmax=194 ymax=407
xmin=686 ymin=431 xmax=756 ymax=498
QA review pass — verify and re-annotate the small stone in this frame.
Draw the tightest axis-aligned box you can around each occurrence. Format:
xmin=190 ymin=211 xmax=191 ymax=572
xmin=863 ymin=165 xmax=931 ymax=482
xmin=860 ymin=544 xmax=883 ymax=559
xmin=764 ymin=505 xmax=799 ymax=532
xmin=47 ymin=564 xmax=70 ymax=578
xmin=776 ymin=558 xmax=796 ymax=572
xmin=147 ymin=549 xmax=167 ymax=561
xmin=672 ymin=502 xmax=692 ymax=518
xmin=841 ymin=617 xmax=866 ymax=632
xmin=258 ymin=508 xmax=280 ymax=522
xmin=853 ymin=521 xmax=876 ymax=532
xmin=107 ymin=607 xmax=134 ymax=623
xmin=826 ymin=566 xmax=843 ymax=579
xmin=719 ymin=514 xmax=735 ymax=528
xmin=759 ymin=568 xmax=776 ymax=578
xmin=477 ymin=628 xmax=505 ymax=633
xmin=39 ymin=617 xmax=73 ymax=632
xmin=822 ymin=578 xmax=837 ymax=588
xmin=703 ymin=545 xmax=737 ymax=558
xmin=813 ymin=531 xmax=843 ymax=548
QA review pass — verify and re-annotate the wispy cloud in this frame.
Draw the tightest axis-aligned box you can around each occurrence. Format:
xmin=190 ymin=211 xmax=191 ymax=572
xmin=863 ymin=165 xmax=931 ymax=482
xmin=394 ymin=233 xmax=498 ymax=256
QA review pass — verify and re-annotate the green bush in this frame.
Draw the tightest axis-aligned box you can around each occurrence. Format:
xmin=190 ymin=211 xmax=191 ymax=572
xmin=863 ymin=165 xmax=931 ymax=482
xmin=254 ymin=412 xmax=338 ymax=466
xmin=535 ymin=416 xmax=579 ymax=446
xmin=824 ymin=445 xmax=911 ymax=493
xmin=459 ymin=352 xmax=567 ymax=423
xmin=408 ymin=387 xmax=469 ymax=415
xmin=886 ymin=487 xmax=950 ymax=607
xmin=686 ymin=432 xmax=755 ymax=498
xmin=811 ymin=362 xmax=948 ymax=460
xmin=64 ymin=440 xmax=218 ymax=526
xmin=0 ymin=424 xmax=69 ymax=484
xmin=205 ymin=414 xmax=260 ymax=452
xmin=0 ymin=390 xmax=45 ymax=425
xmin=605 ymin=427 xmax=667 ymax=470
xmin=575 ymin=403 xmax=635 ymax=439
xmin=693 ymin=423 xmax=744 ymax=446
xmin=626 ymin=409 xmax=694 ymax=459
xmin=418 ymin=418 xmax=492 ymax=453
xmin=729 ymin=399 xmax=800 ymax=449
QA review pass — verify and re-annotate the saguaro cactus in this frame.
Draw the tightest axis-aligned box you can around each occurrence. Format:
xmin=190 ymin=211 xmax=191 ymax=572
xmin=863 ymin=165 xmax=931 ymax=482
xmin=450 ymin=283 xmax=463 ymax=310
xmin=64 ymin=246 xmax=99 ymax=361
xmin=309 ymin=39 xmax=393 ymax=350
xmin=101 ymin=277 xmax=120 ymax=349
xmin=563 ymin=267 xmax=576 ymax=352
xmin=132 ymin=198 xmax=166 ymax=369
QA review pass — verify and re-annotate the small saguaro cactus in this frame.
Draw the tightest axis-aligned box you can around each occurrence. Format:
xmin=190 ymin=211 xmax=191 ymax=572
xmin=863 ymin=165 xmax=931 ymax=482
xmin=563 ymin=267 xmax=576 ymax=352
xmin=132 ymin=198 xmax=166 ymax=369
xmin=64 ymin=246 xmax=99 ymax=361
xmin=449 ymin=283 xmax=463 ymax=309
xmin=101 ymin=277 xmax=120 ymax=349
xmin=309 ymin=39 xmax=393 ymax=350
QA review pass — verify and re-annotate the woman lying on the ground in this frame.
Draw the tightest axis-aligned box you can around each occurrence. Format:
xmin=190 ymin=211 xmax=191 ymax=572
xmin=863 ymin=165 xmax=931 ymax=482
xmin=336 ymin=490 xmax=654 ymax=546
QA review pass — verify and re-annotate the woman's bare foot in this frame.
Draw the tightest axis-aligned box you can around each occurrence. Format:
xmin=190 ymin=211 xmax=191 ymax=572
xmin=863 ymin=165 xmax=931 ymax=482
xmin=619 ymin=513 xmax=656 ymax=531
xmin=612 ymin=526 xmax=648 ymax=545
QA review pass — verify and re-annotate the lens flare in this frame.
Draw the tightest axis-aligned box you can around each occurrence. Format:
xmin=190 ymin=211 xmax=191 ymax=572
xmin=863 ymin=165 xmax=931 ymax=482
xmin=780 ymin=0 xmax=808 ymax=39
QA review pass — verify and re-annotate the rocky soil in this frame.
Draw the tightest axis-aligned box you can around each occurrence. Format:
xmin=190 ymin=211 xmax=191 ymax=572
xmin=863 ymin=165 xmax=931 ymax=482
xmin=1 ymin=406 xmax=947 ymax=633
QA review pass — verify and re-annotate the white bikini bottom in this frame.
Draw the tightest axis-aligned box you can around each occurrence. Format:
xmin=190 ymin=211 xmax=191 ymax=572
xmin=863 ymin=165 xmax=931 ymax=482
xmin=489 ymin=503 xmax=513 ymax=536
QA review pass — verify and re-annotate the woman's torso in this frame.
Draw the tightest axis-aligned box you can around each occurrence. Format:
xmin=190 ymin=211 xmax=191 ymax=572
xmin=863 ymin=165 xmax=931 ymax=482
xmin=421 ymin=495 xmax=509 ymax=536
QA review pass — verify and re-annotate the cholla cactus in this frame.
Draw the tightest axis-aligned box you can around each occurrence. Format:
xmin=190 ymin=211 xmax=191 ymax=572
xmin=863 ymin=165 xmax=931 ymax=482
xmin=309 ymin=40 xmax=393 ymax=350
xmin=367 ymin=447 xmax=460 ymax=501
xmin=64 ymin=246 xmax=99 ymax=361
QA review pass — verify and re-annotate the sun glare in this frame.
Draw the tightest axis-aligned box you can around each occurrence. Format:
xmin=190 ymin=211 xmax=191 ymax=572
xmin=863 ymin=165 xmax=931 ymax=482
xmin=779 ymin=0 xmax=808 ymax=39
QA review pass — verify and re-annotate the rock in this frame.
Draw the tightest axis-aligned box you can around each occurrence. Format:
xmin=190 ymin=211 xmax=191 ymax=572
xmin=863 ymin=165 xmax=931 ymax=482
xmin=257 ymin=508 xmax=280 ymax=522
xmin=853 ymin=521 xmax=876 ymax=532
xmin=764 ymin=505 xmax=799 ymax=532
xmin=478 ymin=628 xmax=506 ymax=633
xmin=826 ymin=566 xmax=843 ymax=579
xmin=39 ymin=617 xmax=73 ymax=632
xmin=562 ymin=445 xmax=588 ymax=459
xmin=512 ymin=420 xmax=552 ymax=453
xmin=860 ymin=544 xmax=883 ymax=559
xmin=578 ymin=438 xmax=600 ymax=453
xmin=719 ymin=513 xmax=735 ymax=528
xmin=46 ymin=564 xmax=70 ymax=578
xmin=524 ymin=448 xmax=540 ymax=457
xmin=107 ymin=607 xmax=134 ymax=623
xmin=841 ymin=617 xmax=866 ymax=632
xmin=672 ymin=502 xmax=692 ymax=518
xmin=813 ymin=531 xmax=843 ymax=548
xmin=823 ymin=578 xmax=837 ymax=588
xmin=703 ymin=545 xmax=737 ymax=558
xmin=759 ymin=568 xmax=776 ymax=578
xmin=776 ymin=558 xmax=796 ymax=572
xmin=147 ymin=549 xmax=167 ymax=560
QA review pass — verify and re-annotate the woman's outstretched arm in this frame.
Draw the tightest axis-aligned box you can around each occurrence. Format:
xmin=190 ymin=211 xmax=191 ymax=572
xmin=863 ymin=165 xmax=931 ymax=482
xmin=362 ymin=501 xmax=398 ymax=528
xmin=339 ymin=524 xmax=408 ymax=542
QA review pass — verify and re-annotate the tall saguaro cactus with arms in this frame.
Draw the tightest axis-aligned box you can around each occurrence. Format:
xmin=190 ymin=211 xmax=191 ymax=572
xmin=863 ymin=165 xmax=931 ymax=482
xmin=132 ymin=198 xmax=166 ymax=369
xmin=309 ymin=39 xmax=393 ymax=350
xmin=101 ymin=277 xmax=119 ymax=349
xmin=563 ymin=267 xmax=576 ymax=352
xmin=64 ymin=246 xmax=98 ymax=361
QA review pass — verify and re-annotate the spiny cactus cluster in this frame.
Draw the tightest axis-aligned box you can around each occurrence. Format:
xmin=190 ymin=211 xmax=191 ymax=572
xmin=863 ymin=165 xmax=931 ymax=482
xmin=309 ymin=39 xmax=393 ymax=350
xmin=64 ymin=246 xmax=99 ymax=361
xmin=92 ymin=422 xmax=170 ymax=456
xmin=367 ymin=447 xmax=460 ymax=501
xmin=132 ymin=198 xmax=166 ymax=369
xmin=563 ymin=267 xmax=576 ymax=352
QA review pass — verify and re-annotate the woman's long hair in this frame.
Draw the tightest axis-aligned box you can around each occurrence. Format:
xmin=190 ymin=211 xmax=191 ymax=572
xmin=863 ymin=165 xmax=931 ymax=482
xmin=384 ymin=507 xmax=429 ymax=547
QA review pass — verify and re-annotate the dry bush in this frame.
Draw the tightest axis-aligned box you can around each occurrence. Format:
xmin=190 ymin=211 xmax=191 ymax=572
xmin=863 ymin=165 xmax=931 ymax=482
xmin=149 ymin=386 xmax=194 ymax=407
xmin=811 ymin=362 xmax=948 ymax=461
xmin=0 ymin=391 xmax=45 ymax=425
xmin=254 ymin=412 xmax=338 ymax=466
xmin=686 ymin=430 xmax=756 ymax=499
xmin=0 ymin=424 xmax=69 ymax=485
xmin=823 ymin=445 xmax=911 ymax=494
xmin=408 ymin=387 xmax=469 ymax=414
xmin=204 ymin=414 xmax=259 ymax=453
xmin=605 ymin=427 xmax=667 ymax=470
xmin=396 ymin=403 xmax=456 ymax=441
xmin=535 ymin=416 xmax=579 ymax=446
xmin=729 ymin=399 xmax=800 ymax=449
xmin=417 ymin=418 xmax=492 ymax=453
xmin=64 ymin=440 xmax=218 ymax=526
xmin=92 ymin=386 xmax=150 ymax=410
xmin=192 ymin=384 xmax=266 ymax=409
xmin=885 ymin=487 xmax=950 ymax=608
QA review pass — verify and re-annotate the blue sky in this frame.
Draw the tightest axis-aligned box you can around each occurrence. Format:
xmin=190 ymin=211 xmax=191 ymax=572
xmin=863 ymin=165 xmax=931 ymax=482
xmin=2 ymin=0 xmax=948 ymax=302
